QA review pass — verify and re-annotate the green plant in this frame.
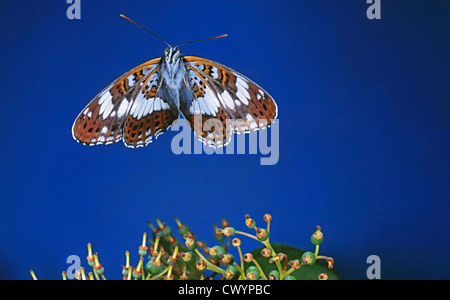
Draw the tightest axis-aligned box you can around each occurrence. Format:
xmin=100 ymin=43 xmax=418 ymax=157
xmin=30 ymin=214 xmax=337 ymax=280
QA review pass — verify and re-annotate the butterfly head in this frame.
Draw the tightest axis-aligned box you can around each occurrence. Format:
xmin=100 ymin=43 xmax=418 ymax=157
xmin=164 ymin=47 xmax=181 ymax=62
xmin=164 ymin=47 xmax=182 ymax=80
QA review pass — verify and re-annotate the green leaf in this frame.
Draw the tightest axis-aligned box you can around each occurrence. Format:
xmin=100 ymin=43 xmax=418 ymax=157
xmin=247 ymin=243 xmax=339 ymax=280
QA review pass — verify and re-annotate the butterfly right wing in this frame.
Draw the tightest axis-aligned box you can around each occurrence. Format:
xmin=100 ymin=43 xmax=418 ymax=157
xmin=179 ymin=56 xmax=278 ymax=148
xmin=72 ymin=58 xmax=161 ymax=146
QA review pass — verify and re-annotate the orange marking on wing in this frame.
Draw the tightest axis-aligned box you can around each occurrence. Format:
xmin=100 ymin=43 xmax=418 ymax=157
xmin=123 ymin=109 xmax=176 ymax=147
xmin=183 ymin=56 xmax=210 ymax=62
xmin=188 ymin=107 xmax=232 ymax=147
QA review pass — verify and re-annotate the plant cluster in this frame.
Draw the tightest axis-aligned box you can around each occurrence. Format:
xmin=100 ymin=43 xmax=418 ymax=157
xmin=30 ymin=214 xmax=337 ymax=280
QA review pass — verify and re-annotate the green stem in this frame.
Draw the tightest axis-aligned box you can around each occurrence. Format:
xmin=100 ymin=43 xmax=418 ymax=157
xmin=233 ymin=262 xmax=246 ymax=279
xmin=314 ymin=245 xmax=320 ymax=257
xmin=234 ymin=230 xmax=259 ymax=241
xmin=283 ymin=266 xmax=297 ymax=278
xmin=149 ymin=267 xmax=169 ymax=280
xmin=194 ymin=248 xmax=226 ymax=274
xmin=263 ymin=240 xmax=284 ymax=277
xmin=252 ymin=259 xmax=268 ymax=280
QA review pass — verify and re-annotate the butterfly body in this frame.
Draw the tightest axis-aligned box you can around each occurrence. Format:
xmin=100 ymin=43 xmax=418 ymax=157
xmin=160 ymin=47 xmax=185 ymax=110
xmin=72 ymin=46 xmax=278 ymax=149
xmin=163 ymin=47 xmax=183 ymax=80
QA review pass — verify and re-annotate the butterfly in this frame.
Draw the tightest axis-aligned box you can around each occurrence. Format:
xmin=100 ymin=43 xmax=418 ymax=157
xmin=72 ymin=15 xmax=278 ymax=149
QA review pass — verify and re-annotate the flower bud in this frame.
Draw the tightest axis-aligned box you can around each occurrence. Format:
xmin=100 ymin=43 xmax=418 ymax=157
xmin=246 ymin=266 xmax=260 ymax=280
xmin=261 ymin=248 xmax=271 ymax=258
xmin=245 ymin=214 xmax=255 ymax=228
xmin=225 ymin=265 xmax=239 ymax=280
xmin=222 ymin=227 xmax=236 ymax=237
xmin=301 ymin=251 xmax=316 ymax=266
xmin=243 ymin=253 xmax=253 ymax=263
xmin=311 ymin=226 xmax=324 ymax=245
xmin=256 ymin=228 xmax=269 ymax=241
xmin=232 ymin=238 xmax=241 ymax=247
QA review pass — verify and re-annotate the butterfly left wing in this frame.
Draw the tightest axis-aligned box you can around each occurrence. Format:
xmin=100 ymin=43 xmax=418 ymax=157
xmin=122 ymin=69 xmax=180 ymax=148
xmin=180 ymin=56 xmax=278 ymax=148
xmin=72 ymin=58 xmax=161 ymax=146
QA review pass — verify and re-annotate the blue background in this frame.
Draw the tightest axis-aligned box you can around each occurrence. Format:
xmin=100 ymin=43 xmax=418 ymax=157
xmin=1 ymin=0 xmax=449 ymax=280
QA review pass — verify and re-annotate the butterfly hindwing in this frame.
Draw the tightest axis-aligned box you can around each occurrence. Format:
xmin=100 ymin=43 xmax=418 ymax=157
xmin=178 ymin=65 xmax=231 ymax=147
xmin=123 ymin=70 xmax=179 ymax=148
xmin=72 ymin=58 xmax=161 ymax=145
xmin=180 ymin=56 xmax=278 ymax=148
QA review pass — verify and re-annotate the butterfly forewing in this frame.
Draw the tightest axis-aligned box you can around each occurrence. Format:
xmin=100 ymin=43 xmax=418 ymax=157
xmin=72 ymin=58 xmax=161 ymax=146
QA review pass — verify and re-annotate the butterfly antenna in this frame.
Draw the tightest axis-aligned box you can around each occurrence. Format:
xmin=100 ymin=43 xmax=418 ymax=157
xmin=120 ymin=14 xmax=171 ymax=47
xmin=175 ymin=34 xmax=228 ymax=47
